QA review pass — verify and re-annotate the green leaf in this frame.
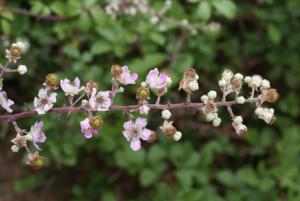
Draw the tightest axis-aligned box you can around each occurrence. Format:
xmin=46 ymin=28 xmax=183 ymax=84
xmin=267 ymin=24 xmax=282 ymax=44
xmin=78 ymin=12 xmax=91 ymax=32
xmin=150 ymin=32 xmax=166 ymax=45
xmin=1 ymin=20 xmax=11 ymax=35
xmin=212 ymin=0 xmax=237 ymax=19
xmin=140 ymin=169 xmax=157 ymax=187
xmin=148 ymin=145 xmax=167 ymax=163
xmin=196 ymin=1 xmax=211 ymax=21
xmin=91 ymin=40 xmax=112 ymax=55
xmin=50 ymin=2 xmax=65 ymax=16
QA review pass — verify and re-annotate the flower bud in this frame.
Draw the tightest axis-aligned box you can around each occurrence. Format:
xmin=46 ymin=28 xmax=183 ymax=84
xmin=17 ymin=65 xmax=27 ymax=75
xmin=136 ymin=87 xmax=150 ymax=101
xmin=27 ymin=152 xmax=45 ymax=170
xmin=45 ymin=73 xmax=59 ymax=89
xmin=236 ymin=96 xmax=245 ymax=104
xmin=185 ymin=68 xmax=197 ymax=79
xmin=208 ymin=90 xmax=217 ymax=99
xmin=212 ymin=117 xmax=221 ymax=127
xmin=89 ymin=116 xmax=104 ymax=129
xmin=11 ymin=145 xmax=19 ymax=153
xmin=85 ymin=80 xmax=98 ymax=95
xmin=173 ymin=131 xmax=182 ymax=141
xmin=161 ymin=109 xmax=172 ymax=120
xmin=111 ymin=64 xmax=123 ymax=78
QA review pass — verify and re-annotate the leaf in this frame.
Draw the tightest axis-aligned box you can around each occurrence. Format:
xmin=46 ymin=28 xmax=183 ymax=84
xmin=212 ymin=0 xmax=237 ymax=19
xmin=140 ymin=169 xmax=157 ymax=187
xmin=196 ymin=1 xmax=211 ymax=21
xmin=267 ymin=24 xmax=282 ymax=44
xmin=78 ymin=12 xmax=91 ymax=32
xmin=91 ymin=40 xmax=112 ymax=55
xmin=150 ymin=32 xmax=166 ymax=45
xmin=1 ymin=20 xmax=11 ymax=35
xmin=148 ymin=145 xmax=167 ymax=163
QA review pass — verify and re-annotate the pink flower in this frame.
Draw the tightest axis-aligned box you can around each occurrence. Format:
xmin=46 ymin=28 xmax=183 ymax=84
xmin=139 ymin=104 xmax=150 ymax=115
xmin=146 ymin=68 xmax=171 ymax=90
xmin=80 ymin=118 xmax=99 ymax=139
xmin=34 ymin=88 xmax=57 ymax=114
xmin=60 ymin=77 xmax=83 ymax=96
xmin=122 ymin=118 xmax=152 ymax=151
xmin=0 ymin=90 xmax=14 ymax=113
xmin=118 ymin=66 xmax=138 ymax=85
xmin=89 ymin=88 xmax=112 ymax=111
xmin=30 ymin=121 xmax=46 ymax=150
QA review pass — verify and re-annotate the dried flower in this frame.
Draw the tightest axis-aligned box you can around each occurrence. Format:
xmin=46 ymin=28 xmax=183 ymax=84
xmin=11 ymin=134 xmax=27 ymax=150
xmin=122 ymin=118 xmax=152 ymax=151
xmin=34 ymin=88 xmax=57 ymax=114
xmin=160 ymin=120 xmax=177 ymax=138
xmin=5 ymin=42 xmax=25 ymax=63
xmin=260 ymin=89 xmax=279 ymax=103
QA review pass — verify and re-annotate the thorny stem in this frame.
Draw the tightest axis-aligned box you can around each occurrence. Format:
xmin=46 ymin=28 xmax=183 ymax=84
xmin=0 ymin=98 xmax=259 ymax=122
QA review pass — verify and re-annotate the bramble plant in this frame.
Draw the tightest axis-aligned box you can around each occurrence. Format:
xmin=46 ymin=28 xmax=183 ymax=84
xmin=0 ymin=41 xmax=279 ymax=169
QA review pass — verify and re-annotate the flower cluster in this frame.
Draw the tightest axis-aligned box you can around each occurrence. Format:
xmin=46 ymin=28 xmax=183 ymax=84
xmin=105 ymin=0 xmax=148 ymax=19
xmin=1 ymin=42 xmax=280 ymax=168
xmin=201 ymin=91 xmax=222 ymax=127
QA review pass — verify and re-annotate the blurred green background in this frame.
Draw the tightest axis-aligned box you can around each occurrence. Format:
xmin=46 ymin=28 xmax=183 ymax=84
xmin=1 ymin=0 xmax=300 ymax=201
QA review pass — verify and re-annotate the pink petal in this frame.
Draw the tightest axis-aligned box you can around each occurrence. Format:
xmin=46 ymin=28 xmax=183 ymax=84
xmin=135 ymin=118 xmax=147 ymax=128
xmin=123 ymin=120 xmax=134 ymax=130
xmin=141 ymin=129 xmax=152 ymax=141
xmin=130 ymin=139 xmax=141 ymax=151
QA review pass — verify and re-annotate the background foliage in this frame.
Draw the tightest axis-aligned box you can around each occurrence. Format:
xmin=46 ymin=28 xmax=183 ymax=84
xmin=1 ymin=0 xmax=300 ymax=200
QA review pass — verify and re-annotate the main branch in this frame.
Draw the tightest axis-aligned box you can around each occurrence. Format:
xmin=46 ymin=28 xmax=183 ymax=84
xmin=0 ymin=98 xmax=259 ymax=122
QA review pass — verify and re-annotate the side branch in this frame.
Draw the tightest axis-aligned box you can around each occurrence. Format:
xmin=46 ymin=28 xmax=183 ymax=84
xmin=0 ymin=98 xmax=259 ymax=122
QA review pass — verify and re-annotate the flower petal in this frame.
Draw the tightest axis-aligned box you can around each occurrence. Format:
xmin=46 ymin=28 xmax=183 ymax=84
xmin=130 ymin=139 xmax=141 ymax=151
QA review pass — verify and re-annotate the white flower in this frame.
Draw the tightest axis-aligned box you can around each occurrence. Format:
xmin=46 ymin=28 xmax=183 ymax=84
xmin=17 ymin=65 xmax=27 ymax=75
xmin=60 ymin=77 xmax=83 ymax=96
xmin=139 ymin=104 xmax=150 ymax=115
xmin=208 ymin=90 xmax=217 ymax=99
xmin=89 ymin=88 xmax=112 ymax=111
xmin=244 ymin=76 xmax=252 ymax=83
xmin=255 ymin=107 xmax=275 ymax=124
xmin=248 ymin=75 xmax=263 ymax=89
xmin=233 ymin=116 xmax=243 ymax=125
xmin=201 ymin=95 xmax=209 ymax=104
xmin=232 ymin=123 xmax=247 ymax=135
xmin=0 ymin=90 xmax=14 ymax=113
xmin=188 ymin=80 xmax=199 ymax=91
xmin=261 ymin=79 xmax=270 ymax=90
xmin=150 ymin=16 xmax=159 ymax=24
xmin=34 ymin=88 xmax=57 ymax=114
xmin=212 ymin=117 xmax=221 ymax=127
xmin=206 ymin=112 xmax=217 ymax=122
xmin=236 ymin=96 xmax=245 ymax=104
xmin=222 ymin=69 xmax=234 ymax=83
xmin=162 ymin=109 xmax=172 ymax=120
xmin=15 ymin=41 xmax=27 ymax=53
xmin=173 ymin=131 xmax=182 ymax=141
xmin=234 ymin=73 xmax=244 ymax=80
xmin=218 ymin=80 xmax=226 ymax=87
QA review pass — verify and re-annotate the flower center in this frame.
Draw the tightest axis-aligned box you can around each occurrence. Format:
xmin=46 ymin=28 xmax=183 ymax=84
xmin=96 ymin=96 xmax=104 ymax=104
xmin=131 ymin=127 xmax=140 ymax=138
xmin=41 ymin=99 xmax=48 ymax=105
